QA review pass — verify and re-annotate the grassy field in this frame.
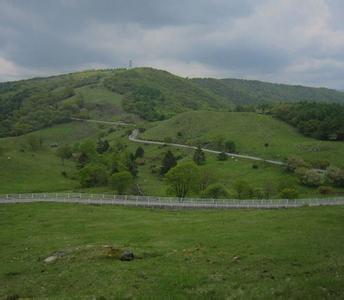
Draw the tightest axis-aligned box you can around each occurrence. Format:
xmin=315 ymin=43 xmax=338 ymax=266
xmin=0 ymin=118 xmax=342 ymax=197
xmin=142 ymin=111 xmax=344 ymax=166
xmin=0 ymin=203 xmax=343 ymax=299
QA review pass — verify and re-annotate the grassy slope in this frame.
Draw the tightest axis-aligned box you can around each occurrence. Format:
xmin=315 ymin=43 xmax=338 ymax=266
xmin=192 ymin=77 xmax=344 ymax=104
xmin=142 ymin=111 xmax=344 ymax=166
xmin=0 ymin=118 xmax=340 ymax=197
xmin=0 ymin=122 xmax=103 ymax=194
xmin=1 ymin=203 xmax=343 ymax=299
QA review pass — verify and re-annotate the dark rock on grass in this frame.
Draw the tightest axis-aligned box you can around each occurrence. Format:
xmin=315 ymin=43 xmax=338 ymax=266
xmin=120 ymin=250 xmax=134 ymax=261
xmin=104 ymin=246 xmax=134 ymax=261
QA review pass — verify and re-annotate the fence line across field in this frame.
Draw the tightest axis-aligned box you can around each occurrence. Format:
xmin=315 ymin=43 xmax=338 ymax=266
xmin=0 ymin=193 xmax=343 ymax=209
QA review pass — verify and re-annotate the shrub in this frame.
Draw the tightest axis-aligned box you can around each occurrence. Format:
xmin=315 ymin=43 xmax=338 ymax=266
xmin=312 ymin=160 xmax=330 ymax=170
xmin=217 ymin=152 xmax=228 ymax=161
xmin=318 ymin=186 xmax=333 ymax=195
xmin=203 ymin=184 xmax=228 ymax=199
xmin=285 ymin=156 xmax=308 ymax=172
xmin=79 ymin=164 xmax=108 ymax=187
xmin=280 ymin=188 xmax=299 ymax=199
xmin=326 ymin=166 xmax=344 ymax=187
xmin=300 ymin=169 xmax=326 ymax=187
xmin=225 ymin=140 xmax=236 ymax=153
xmin=233 ymin=180 xmax=254 ymax=199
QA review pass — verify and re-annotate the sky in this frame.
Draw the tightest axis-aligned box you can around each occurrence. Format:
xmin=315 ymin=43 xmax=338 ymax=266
xmin=0 ymin=0 xmax=344 ymax=89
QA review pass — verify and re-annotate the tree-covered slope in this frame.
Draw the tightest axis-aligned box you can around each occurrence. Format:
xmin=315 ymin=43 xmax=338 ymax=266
xmin=103 ymin=68 xmax=229 ymax=120
xmin=192 ymin=78 xmax=344 ymax=105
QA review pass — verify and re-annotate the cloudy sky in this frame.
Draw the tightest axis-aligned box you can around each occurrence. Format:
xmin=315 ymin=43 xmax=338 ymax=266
xmin=1 ymin=0 xmax=344 ymax=88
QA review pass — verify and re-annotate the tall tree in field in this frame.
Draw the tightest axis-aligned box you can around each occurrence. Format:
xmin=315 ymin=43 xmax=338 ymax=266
xmin=56 ymin=144 xmax=72 ymax=165
xmin=166 ymin=162 xmax=199 ymax=198
xmin=135 ymin=146 xmax=145 ymax=158
xmin=160 ymin=150 xmax=177 ymax=175
xmin=193 ymin=146 xmax=205 ymax=165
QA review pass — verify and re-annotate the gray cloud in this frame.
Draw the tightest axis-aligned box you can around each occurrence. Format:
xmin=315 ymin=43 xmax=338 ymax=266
xmin=0 ymin=0 xmax=344 ymax=89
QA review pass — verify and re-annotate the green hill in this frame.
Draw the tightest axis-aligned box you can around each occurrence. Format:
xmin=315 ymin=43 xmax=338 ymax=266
xmin=3 ymin=67 xmax=344 ymax=138
xmin=142 ymin=111 xmax=344 ymax=166
xmin=192 ymin=77 xmax=344 ymax=105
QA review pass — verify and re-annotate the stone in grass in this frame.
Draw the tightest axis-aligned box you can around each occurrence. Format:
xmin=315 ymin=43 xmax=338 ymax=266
xmin=44 ymin=255 xmax=58 ymax=263
xmin=120 ymin=250 xmax=134 ymax=261
xmin=43 ymin=251 xmax=66 ymax=263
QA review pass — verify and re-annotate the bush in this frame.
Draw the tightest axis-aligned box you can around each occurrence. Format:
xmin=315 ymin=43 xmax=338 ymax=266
xmin=300 ymin=169 xmax=326 ymax=187
xmin=285 ymin=156 xmax=308 ymax=172
xmin=109 ymin=171 xmax=133 ymax=194
xmin=225 ymin=140 xmax=236 ymax=153
xmin=217 ymin=152 xmax=228 ymax=161
xmin=233 ymin=180 xmax=254 ymax=199
xmin=203 ymin=184 xmax=228 ymax=199
xmin=326 ymin=166 xmax=344 ymax=187
xmin=318 ymin=186 xmax=333 ymax=195
xmin=79 ymin=164 xmax=108 ymax=187
xmin=280 ymin=188 xmax=299 ymax=199
xmin=312 ymin=160 xmax=330 ymax=170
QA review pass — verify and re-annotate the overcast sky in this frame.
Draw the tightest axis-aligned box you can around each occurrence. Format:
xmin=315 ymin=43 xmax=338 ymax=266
xmin=1 ymin=0 xmax=344 ymax=88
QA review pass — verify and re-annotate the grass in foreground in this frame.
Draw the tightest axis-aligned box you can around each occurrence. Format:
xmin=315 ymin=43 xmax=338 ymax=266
xmin=1 ymin=203 xmax=343 ymax=299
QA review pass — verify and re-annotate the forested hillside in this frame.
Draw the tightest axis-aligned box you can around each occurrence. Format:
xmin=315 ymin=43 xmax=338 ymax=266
xmin=103 ymin=68 xmax=228 ymax=120
xmin=1 ymin=67 xmax=344 ymax=138
xmin=192 ymin=77 xmax=344 ymax=105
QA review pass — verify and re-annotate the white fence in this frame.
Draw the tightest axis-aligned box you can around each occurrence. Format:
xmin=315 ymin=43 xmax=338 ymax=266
xmin=0 ymin=193 xmax=344 ymax=209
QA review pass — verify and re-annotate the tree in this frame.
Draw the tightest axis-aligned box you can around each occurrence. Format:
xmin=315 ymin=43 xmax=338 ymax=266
xmin=79 ymin=163 xmax=108 ymax=187
xmin=225 ymin=140 xmax=236 ymax=153
xmin=135 ymin=146 xmax=145 ymax=158
xmin=123 ymin=152 xmax=138 ymax=177
xmin=25 ymin=135 xmax=43 ymax=152
xmin=110 ymin=171 xmax=133 ymax=194
xmin=160 ymin=150 xmax=177 ymax=175
xmin=217 ymin=152 xmax=228 ymax=161
xmin=203 ymin=184 xmax=228 ymax=199
xmin=233 ymin=180 xmax=254 ymax=199
xmin=193 ymin=146 xmax=206 ymax=165
xmin=166 ymin=162 xmax=200 ymax=198
xmin=96 ymin=139 xmax=110 ymax=154
xmin=199 ymin=167 xmax=217 ymax=191
xmin=56 ymin=144 xmax=72 ymax=165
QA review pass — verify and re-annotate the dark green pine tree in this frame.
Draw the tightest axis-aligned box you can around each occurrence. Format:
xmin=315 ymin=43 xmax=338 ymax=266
xmin=135 ymin=146 xmax=145 ymax=158
xmin=193 ymin=146 xmax=206 ymax=165
xmin=160 ymin=150 xmax=177 ymax=175
xmin=96 ymin=139 xmax=110 ymax=154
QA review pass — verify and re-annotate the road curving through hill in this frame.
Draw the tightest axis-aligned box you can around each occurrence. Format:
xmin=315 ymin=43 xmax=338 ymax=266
xmin=71 ymin=118 xmax=285 ymax=166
